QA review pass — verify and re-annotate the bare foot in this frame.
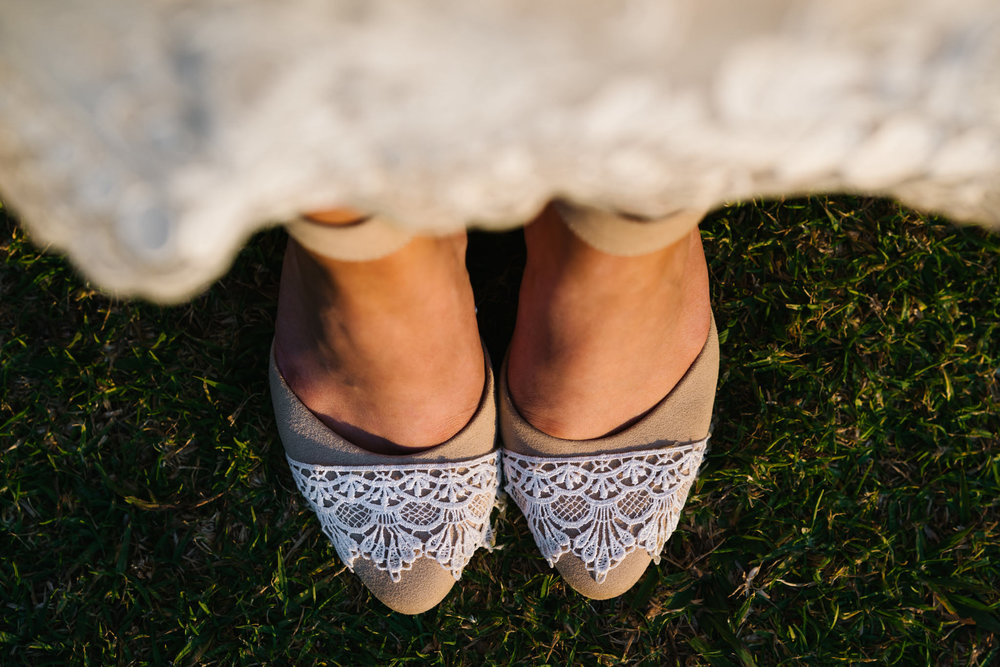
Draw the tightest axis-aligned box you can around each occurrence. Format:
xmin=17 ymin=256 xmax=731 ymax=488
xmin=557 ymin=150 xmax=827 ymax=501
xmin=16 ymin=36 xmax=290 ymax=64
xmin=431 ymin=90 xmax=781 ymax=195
xmin=273 ymin=229 xmax=485 ymax=454
xmin=506 ymin=203 xmax=712 ymax=440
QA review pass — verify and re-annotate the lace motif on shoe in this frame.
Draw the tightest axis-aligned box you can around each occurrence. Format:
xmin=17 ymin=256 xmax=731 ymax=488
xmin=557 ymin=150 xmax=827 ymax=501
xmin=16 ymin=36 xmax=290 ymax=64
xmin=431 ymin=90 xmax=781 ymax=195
xmin=287 ymin=450 xmax=500 ymax=582
xmin=503 ymin=439 xmax=707 ymax=583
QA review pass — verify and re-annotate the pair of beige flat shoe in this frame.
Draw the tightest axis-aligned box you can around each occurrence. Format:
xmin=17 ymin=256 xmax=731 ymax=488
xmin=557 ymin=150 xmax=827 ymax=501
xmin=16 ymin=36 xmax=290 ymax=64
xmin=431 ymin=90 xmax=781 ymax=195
xmin=271 ymin=321 xmax=717 ymax=615
xmin=271 ymin=207 xmax=717 ymax=614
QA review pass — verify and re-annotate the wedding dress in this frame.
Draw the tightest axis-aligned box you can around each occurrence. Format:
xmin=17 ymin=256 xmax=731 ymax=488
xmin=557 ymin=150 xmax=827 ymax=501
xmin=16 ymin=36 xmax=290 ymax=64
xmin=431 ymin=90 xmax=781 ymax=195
xmin=1 ymin=0 xmax=997 ymax=301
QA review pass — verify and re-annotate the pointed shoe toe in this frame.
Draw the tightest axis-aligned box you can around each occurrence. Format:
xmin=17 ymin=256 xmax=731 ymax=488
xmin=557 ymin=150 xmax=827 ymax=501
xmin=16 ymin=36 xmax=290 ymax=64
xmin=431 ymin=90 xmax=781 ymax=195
xmin=353 ymin=557 xmax=460 ymax=615
xmin=554 ymin=552 xmax=652 ymax=600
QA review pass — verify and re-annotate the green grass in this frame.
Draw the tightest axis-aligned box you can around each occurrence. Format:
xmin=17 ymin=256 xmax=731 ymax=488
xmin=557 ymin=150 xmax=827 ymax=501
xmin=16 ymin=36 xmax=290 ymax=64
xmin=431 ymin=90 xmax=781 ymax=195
xmin=1 ymin=197 xmax=998 ymax=665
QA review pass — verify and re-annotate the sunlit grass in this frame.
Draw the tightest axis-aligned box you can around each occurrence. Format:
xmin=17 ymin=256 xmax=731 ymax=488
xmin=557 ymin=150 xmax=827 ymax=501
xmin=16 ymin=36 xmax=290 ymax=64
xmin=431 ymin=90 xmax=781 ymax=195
xmin=1 ymin=197 xmax=998 ymax=665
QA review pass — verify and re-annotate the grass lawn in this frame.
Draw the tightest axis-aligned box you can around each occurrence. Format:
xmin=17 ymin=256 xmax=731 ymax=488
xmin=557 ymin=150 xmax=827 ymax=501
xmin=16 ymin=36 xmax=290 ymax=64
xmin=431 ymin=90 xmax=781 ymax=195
xmin=1 ymin=196 xmax=999 ymax=665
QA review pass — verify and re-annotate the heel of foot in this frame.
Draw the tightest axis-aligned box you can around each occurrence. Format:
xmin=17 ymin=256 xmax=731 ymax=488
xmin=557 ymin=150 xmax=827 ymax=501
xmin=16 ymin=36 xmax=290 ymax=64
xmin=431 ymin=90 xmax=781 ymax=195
xmin=554 ymin=201 xmax=707 ymax=257
xmin=285 ymin=214 xmax=415 ymax=262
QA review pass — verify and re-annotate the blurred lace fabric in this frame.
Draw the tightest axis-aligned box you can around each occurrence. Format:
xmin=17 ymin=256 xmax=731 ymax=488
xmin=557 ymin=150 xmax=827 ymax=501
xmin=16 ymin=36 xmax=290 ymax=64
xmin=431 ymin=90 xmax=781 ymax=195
xmin=1 ymin=0 xmax=998 ymax=301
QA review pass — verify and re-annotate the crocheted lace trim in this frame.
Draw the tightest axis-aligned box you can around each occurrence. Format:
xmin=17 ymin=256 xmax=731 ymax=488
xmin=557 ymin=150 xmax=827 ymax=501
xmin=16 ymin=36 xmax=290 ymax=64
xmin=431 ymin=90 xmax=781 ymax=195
xmin=503 ymin=439 xmax=707 ymax=583
xmin=287 ymin=450 xmax=500 ymax=582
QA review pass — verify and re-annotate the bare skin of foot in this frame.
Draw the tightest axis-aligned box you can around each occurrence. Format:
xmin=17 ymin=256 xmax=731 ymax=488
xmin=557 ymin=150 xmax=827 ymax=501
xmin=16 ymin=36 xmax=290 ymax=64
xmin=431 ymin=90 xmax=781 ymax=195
xmin=273 ymin=226 xmax=485 ymax=454
xmin=507 ymin=203 xmax=712 ymax=440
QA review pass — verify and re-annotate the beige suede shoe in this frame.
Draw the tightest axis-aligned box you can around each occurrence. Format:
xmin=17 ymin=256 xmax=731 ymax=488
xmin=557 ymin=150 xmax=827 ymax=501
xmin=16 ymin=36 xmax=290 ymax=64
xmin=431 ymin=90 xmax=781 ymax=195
xmin=499 ymin=315 xmax=718 ymax=599
xmin=270 ymin=345 xmax=500 ymax=614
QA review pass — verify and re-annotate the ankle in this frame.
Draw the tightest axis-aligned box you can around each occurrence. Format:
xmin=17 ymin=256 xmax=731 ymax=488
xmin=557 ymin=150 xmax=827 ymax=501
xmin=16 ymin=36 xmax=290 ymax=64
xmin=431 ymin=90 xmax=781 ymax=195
xmin=274 ymin=230 xmax=485 ymax=453
xmin=508 ymin=214 xmax=711 ymax=440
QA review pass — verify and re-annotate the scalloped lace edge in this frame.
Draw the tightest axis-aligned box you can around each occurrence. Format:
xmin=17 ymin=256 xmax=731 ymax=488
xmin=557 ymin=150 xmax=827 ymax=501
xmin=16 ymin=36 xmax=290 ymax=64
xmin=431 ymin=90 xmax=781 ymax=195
xmin=503 ymin=439 xmax=707 ymax=583
xmin=287 ymin=450 xmax=501 ymax=582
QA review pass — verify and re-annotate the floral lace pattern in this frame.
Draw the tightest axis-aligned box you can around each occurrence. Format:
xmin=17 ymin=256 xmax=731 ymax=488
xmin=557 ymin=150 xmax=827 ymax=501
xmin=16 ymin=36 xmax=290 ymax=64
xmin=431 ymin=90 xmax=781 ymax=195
xmin=503 ymin=440 xmax=707 ymax=583
xmin=287 ymin=451 xmax=500 ymax=582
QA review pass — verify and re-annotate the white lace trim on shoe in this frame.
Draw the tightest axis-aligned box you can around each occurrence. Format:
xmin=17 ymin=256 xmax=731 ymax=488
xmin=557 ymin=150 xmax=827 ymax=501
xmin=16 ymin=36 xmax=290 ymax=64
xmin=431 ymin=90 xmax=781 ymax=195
xmin=503 ymin=439 xmax=707 ymax=584
xmin=287 ymin=450 xmax=501 ymax=582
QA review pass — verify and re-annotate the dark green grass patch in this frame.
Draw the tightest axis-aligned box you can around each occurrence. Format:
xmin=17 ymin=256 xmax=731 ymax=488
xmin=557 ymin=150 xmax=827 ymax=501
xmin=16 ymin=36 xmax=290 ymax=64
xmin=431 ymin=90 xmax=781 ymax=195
xmin=1 ymin=197 xmax=998 ymax=665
